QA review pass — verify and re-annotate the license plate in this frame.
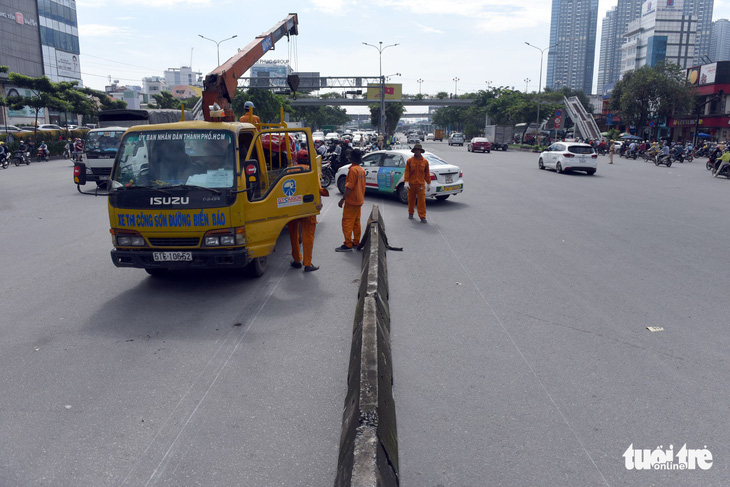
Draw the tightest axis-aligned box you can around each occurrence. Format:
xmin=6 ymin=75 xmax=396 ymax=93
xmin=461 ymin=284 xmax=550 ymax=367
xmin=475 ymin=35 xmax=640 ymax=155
xmin=153 ymin=252 xmax=192 ymax=262
xmin=579 ymin=157 xmax=586 ymax=163
xmin=99 ymin=175 xmax=109 ymax=180
xmin=437 ymin=184 xmax=463 ymax=193
xmin=445 ymin=175 xmax=453 ymax=183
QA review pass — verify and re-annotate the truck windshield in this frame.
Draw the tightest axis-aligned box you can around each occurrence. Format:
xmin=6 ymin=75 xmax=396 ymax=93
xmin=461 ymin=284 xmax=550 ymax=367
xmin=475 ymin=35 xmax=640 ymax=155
xmin=110 ymin=130 xmax=236 ymax=190
xmin=85 ymin=130 xmax=125 ymax=154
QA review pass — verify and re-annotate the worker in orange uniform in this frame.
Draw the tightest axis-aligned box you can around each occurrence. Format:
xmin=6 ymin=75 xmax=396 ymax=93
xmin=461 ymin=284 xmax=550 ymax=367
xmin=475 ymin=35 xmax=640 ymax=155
xmin=288 ymin=149 xmax=328 ymax=272
xmin=404 ymin=142 xmax=431 ymax=223
xmin=336 ymin=149 xmax=366 ymax=252
xmin=238 ymin=101 xmax=261 ymax=124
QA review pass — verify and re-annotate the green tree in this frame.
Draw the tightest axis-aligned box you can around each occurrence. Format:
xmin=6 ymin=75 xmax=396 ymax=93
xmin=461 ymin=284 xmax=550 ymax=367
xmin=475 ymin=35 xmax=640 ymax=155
xmin=290 ymin=104 xmax=350 ymax=130
xmin=609 ymin=62 xmax=695 ymax=138
xmin=232 ymin=89 xmax=291 ymax=123
xmin=149 ymin=91 xmax=180 ymax=109
xmin=369 ymin=102 xmax=405 ymax=135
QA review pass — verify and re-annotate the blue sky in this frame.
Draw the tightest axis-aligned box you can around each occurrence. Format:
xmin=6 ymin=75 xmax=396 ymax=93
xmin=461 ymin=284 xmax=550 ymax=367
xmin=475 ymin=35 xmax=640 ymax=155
xmin=76 ymin=0 xmax=730 ymax=98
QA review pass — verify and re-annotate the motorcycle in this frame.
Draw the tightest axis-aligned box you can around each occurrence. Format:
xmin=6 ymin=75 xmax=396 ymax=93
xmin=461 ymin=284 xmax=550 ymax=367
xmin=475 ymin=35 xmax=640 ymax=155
xmin=671 ymin=150 xmax=684 ymax=164
xmin=0 ymin=151 xmax=9 ymax=169
xmin=320 ymin=161 xmax=334 ymax=189
xmin=35 ymin=148 xmax=49 ymax=162
xmin=12 ymin=150 xmax=30 ymax=166
xmin=655 ymin=153 xmax=672 ymax=167
xmin=707 ymin=151 xmax=722 ymax=171
xmin=63 ymin=146 xmax=72 ymax=159
xmin=684 ymin=149 xmax=694 ymax=162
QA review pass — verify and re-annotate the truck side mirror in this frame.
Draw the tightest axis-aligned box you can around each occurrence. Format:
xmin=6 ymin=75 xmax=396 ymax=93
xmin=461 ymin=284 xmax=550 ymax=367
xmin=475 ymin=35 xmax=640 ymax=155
xmin=74 ymin=162 xmax=87 ymax=185
xmin=242 ymin=159 xmax=260 ymax=192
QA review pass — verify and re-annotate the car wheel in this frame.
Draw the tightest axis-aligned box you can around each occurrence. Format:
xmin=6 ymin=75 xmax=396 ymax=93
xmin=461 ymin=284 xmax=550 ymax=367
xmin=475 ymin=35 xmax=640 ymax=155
xmin=538 ymin=158 xmax=545 ymax=170
xmin=337 ymin=175 xmax=347 ymax=194
xmin=556 ymin=162 xmax=563 ymax=173
xmin=246 ymin=256 xmax=267 ymax=278
xmin=586 ymin=169 xmax=596 ymax=175
xmin=397 ymin=183 xmax=409 ymax=204
xmin=435 ymin=195 xmax=449 ymax=201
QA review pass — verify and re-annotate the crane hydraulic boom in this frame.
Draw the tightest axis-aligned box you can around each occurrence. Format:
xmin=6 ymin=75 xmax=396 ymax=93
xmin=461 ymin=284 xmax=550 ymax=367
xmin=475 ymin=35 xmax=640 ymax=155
xmin=202 ymin=13 xmax=299 ymax=122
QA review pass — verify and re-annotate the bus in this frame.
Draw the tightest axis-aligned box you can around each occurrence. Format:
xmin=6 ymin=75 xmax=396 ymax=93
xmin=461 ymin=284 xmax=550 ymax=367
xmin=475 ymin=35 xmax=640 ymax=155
xmin=513 ymin=123 xmax=537 ymax=144
xmin=98 ymin=109 xmax=185 ymax=128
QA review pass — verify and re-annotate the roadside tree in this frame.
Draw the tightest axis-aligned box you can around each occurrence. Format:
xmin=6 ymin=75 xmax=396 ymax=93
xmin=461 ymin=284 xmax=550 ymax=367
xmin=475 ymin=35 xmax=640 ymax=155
xmin=609 ymin=62 xmax=695 ymax=139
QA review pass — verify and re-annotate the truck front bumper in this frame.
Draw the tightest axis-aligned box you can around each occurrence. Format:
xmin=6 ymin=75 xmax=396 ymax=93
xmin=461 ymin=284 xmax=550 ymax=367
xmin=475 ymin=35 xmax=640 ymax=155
xmin=111 ymin=248 xmax=250 ymax=269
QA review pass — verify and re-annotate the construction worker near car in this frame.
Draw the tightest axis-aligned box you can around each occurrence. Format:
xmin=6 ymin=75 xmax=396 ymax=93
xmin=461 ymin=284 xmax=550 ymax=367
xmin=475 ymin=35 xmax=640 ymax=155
xmin=404 ymin=143 xmax=431 ymax=223
xmin=288 ymin=149 xmax=328 ymax=271
xmin=336 ymin=149 xmax=366 ymax=252
xmin=238 ymin=101 xmax=261 ymax=125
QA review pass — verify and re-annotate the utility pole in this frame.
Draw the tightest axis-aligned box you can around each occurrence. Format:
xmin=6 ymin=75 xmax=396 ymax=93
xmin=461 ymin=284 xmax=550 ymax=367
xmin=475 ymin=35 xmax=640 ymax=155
xmin=363 ymin=41 xmax=399 ymax=135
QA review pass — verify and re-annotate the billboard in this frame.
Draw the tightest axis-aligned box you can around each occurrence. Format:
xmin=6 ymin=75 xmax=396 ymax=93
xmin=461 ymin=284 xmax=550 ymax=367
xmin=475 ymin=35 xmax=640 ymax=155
xmin=366 ymin=83 xmax=402 ymax=101
xmin=56 ymin=50 xmax=80 ymax=78
xmin=5 ymin=86 xmax=44 ymax=118
xmin=699 ymin=63 xmax=717 ymax=85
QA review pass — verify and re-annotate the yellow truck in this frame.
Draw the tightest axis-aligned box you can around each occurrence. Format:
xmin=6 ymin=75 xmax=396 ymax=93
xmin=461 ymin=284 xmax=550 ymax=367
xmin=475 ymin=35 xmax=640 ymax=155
xmin=105 ymin=120 xmax=321 ymax=277
xmin=91 ymin=14 xmax=321 ymax=277
xmin=434 ymin=129 xmax=444 ymax=141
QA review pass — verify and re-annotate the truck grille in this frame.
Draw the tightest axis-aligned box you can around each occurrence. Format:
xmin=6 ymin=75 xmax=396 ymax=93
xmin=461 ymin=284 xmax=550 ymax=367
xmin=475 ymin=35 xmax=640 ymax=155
xmin=148 ymin=237 xmax=200 ymax=247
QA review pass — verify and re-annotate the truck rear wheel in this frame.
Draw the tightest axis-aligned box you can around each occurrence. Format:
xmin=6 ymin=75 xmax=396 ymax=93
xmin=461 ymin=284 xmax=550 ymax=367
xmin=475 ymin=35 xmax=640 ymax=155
xmin=246 ymin=256 xmax=267 ymax=277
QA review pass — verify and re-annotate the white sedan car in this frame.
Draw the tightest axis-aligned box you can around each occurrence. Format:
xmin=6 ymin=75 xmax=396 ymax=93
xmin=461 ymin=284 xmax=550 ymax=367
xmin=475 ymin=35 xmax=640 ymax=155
xmin=335 ymin=149 xmax=464 ymax=203
xmin=538 ymin=142 xmax=597 ymax=175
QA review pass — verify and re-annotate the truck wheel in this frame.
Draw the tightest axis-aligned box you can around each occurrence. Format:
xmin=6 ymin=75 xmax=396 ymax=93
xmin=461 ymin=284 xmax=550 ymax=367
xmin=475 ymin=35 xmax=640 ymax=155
xmin=145 ymin=268 xmax=169 ymax=277
xmin=246 ymin=256 xmax=267 ymax=277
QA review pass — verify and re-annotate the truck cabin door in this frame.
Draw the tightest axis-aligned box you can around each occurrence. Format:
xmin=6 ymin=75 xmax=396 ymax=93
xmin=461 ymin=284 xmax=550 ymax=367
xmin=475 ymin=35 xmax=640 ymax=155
xmin=241 ymin=128 xmax=321 ymax=259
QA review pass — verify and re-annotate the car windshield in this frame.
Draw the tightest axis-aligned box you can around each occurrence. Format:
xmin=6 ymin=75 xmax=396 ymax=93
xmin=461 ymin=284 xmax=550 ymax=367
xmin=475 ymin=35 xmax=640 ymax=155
xmin=423 ymin=152 xmax=448 ymax=165
xmin=569 ymin=146 xmax=594 ymax=155
xmin=86 ymin=131 xmax=125 ymax=152
xmin=110 ymin=130 xmax=236 ymax=190
xmin=472 ymin=138 xmax=487 ymax=143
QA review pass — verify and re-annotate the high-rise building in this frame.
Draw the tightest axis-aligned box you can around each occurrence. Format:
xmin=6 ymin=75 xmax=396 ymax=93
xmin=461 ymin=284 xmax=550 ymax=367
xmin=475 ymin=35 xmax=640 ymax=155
xmin=683 ymin=0 xmax=714 ymax=64
xmin=546 ymin=0 xmax=599 ymax=94
xmin=597 ymin=0 xmax=643 ymax=91
xmin=37 ymin=0 xmax=82 ymax=84
xmin=620 ymin=0 xmax=696 ymax=76
xmin=0 ymin=0 xmax=81 ymax=124
xmin=710 ymin=19 xmax=730 ymax=62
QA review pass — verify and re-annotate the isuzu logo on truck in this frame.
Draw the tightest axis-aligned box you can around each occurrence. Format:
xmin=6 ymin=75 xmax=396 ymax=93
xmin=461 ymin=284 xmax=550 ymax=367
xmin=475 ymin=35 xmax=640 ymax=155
xmin=150 ymin=197 xmax=190 ymax=205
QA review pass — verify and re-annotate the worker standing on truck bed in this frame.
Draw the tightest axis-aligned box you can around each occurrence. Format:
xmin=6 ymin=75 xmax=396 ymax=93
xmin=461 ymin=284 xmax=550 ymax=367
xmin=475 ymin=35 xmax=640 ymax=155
xmin=239 ymin=101 xmax=261 ymax=124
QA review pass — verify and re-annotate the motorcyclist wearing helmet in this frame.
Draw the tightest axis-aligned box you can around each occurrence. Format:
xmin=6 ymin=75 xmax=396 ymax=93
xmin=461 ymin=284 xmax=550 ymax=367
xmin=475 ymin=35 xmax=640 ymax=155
xmin=0 ymin=141 xmax=6 ymax=157
xmin=713 ymin=145 xmax=730 ymax=177
xmin=238 ymin=101 xmax=261 ymax=124
xmin=39 ymin=141 xmax=49 ymax=158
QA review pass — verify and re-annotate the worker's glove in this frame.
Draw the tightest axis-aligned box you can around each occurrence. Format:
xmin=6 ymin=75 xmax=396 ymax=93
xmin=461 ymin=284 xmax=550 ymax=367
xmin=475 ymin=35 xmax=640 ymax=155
xmin=404 ymin=181 xmax=410 ymax=190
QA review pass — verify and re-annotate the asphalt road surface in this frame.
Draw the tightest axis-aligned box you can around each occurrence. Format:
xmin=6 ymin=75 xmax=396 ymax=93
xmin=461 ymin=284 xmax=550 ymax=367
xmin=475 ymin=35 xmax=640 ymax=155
xmin=1 ymin=144 xmax=729 ymax=486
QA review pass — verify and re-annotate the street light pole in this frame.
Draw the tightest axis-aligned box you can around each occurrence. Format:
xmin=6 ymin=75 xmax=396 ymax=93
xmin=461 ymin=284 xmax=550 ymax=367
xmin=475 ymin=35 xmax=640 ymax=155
xmin=453 ymin=77 xmax=460 ymax=97
xmin=525 ymin=42 xmax=557 ymax=147
xmin=417 ymin=78 xmax=424 ymax=95
xmin=524 ymin=78 xmax=531 ymax=92
xmin=363 ymin=41 xmax=399 ymax=135
xmin=198 ymin=34 xmax=238 ymax=67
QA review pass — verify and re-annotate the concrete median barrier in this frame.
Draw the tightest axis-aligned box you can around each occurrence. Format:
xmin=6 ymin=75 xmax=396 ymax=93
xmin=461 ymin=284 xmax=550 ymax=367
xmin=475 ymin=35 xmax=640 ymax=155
xmin=335 ymin=205 xmax=400 ymax=487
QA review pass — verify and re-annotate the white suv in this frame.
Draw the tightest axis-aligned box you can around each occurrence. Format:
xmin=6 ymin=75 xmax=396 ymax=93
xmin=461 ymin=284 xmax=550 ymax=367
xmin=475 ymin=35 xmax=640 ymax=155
xmin=448 ymin=133 xmax=464 ymax=146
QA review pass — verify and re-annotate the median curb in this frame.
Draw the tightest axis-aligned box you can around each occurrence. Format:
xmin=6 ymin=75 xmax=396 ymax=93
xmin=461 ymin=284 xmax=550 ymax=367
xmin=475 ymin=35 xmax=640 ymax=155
xmin=335 ymin=205 xmax=399 ymax=487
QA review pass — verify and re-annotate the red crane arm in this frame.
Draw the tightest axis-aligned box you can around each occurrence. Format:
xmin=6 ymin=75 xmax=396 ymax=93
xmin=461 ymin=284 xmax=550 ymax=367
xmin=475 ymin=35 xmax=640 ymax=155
xmin=202 ymin=13 xmax=298 ymax=121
